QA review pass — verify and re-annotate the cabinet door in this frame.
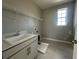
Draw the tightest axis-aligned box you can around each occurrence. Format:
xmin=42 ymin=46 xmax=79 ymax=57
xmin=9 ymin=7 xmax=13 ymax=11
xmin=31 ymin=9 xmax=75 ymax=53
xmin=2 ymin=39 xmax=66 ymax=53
xmin=31 ymin=39 xmax=38 ymax=58
xmin=9 ymin=46 xmax=31 ymax=59
xmin=26 ymin=39 xmax=38 ymax=59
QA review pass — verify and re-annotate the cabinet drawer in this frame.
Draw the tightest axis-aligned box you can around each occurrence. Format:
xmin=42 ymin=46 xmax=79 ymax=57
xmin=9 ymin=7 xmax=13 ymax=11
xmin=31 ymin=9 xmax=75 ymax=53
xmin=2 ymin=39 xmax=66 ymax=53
xmin=9 ymin=46 xmax=28 ymax=59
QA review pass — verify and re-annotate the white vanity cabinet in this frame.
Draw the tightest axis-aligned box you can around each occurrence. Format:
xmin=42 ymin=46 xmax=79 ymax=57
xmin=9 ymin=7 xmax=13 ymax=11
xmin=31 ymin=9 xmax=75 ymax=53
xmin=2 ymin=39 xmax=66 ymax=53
xmin=3 ymin=36 xmax=38 ymax=59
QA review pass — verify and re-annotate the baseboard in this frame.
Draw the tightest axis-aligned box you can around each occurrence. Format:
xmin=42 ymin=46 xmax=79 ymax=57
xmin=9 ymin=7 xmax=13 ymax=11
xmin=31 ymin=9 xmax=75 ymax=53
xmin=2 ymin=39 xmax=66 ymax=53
xmin=42 ymin=37 xmax=72 ymax=44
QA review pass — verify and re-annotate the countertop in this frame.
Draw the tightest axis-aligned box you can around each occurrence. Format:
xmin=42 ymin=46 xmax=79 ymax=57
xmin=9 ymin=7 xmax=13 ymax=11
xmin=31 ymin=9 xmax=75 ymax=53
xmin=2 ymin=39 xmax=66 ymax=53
xmin=2 ymin=34 xmax=38 ymax=51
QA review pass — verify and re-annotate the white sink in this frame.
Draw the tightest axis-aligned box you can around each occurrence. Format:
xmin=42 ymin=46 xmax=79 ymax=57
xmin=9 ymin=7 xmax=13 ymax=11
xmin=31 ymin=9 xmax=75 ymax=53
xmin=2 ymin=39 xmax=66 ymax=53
xmin=3 ymin=34 xmax=32 ymax=45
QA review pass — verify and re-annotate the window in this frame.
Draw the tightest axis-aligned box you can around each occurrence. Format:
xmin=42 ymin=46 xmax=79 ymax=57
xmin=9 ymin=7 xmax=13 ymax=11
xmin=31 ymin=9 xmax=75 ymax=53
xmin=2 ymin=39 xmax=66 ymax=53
xmin=57 ymin=8 xmax=67 ymax=26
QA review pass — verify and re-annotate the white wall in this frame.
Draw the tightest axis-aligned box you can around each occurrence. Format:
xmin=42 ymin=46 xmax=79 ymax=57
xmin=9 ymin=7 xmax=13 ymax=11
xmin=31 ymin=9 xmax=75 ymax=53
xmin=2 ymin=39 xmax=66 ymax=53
xmin=3 ymin=0 xmax=42 ymax=18
xmin=42 ymin=2 xmax=75 ymax=42
xmin=2 ymin=0 xmax=42 ymax=34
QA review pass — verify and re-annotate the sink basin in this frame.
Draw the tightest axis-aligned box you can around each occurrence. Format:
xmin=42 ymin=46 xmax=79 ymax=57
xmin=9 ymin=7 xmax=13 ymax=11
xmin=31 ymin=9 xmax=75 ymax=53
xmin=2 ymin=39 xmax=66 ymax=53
xmin=3 ymin=34 xmax=32 ymax=45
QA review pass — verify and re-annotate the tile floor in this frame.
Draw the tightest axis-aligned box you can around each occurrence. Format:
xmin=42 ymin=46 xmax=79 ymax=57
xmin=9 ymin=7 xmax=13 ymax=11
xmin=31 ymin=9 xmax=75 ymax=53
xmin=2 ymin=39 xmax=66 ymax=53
xmin=37 ymin=40 xmax=73 ymax=59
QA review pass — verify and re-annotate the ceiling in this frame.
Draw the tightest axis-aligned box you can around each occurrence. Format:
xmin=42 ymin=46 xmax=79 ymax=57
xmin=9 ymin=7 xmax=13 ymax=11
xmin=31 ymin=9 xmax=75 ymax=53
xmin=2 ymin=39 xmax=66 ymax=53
xmin=33 ymin=0 xmax=74 ymax=9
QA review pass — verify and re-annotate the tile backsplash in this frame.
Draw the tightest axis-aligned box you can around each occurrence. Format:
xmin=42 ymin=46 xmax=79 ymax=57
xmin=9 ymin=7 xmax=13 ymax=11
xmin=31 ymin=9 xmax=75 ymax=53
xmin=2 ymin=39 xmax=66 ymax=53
xmin=2 ymin=9 xmax=42 ymax=35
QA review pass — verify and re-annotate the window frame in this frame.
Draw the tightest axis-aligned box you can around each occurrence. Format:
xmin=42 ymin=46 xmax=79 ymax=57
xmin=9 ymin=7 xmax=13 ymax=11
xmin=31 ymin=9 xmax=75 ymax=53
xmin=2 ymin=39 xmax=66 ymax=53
xmin=57 ymin=8 xmax=67 ymax=26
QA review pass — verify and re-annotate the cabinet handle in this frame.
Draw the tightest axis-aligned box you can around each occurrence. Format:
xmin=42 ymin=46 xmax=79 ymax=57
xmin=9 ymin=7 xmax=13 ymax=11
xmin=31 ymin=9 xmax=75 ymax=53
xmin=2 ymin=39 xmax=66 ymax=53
xmin=27 ymin=47 xmax=31 ymax=55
